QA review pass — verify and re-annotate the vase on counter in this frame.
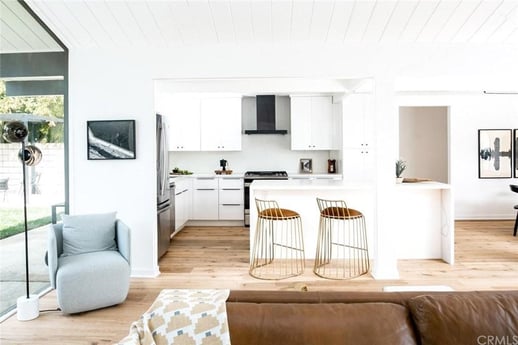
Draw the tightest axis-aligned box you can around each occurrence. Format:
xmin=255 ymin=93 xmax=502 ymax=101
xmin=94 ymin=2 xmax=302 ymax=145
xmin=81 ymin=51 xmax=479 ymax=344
xmin=396 ymin=177 xmax=404 ymax=184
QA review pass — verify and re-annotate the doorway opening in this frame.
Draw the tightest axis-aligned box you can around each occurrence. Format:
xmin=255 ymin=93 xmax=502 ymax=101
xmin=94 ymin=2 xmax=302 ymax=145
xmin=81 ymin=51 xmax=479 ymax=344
xmin=399 ymin=106 xmax=449 ymax=183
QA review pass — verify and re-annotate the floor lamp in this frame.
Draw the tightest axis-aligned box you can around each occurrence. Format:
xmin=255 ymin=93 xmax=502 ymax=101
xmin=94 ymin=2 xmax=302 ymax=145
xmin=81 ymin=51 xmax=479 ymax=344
xmin=2 ymin=121 xmax=42 ymax=321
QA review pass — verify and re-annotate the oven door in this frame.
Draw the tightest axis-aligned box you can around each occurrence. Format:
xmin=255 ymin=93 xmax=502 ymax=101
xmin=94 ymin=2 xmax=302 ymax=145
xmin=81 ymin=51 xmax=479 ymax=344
xmin=244 ymin=179 xmax=252 ymax=226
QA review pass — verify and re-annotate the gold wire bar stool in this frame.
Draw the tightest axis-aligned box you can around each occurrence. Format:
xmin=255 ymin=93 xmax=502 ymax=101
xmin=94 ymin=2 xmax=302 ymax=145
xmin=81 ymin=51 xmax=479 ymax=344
xmin=314 ymin=198 xmax=370 ymax=280
xmin=250 ymin=198 xmax=305 ymax=280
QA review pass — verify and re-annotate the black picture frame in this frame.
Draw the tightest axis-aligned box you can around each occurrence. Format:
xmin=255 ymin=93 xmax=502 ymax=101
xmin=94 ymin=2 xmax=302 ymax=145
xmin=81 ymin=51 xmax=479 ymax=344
xmin=300 ymin=158 xmax=313 ymax=173
xmin=478 ymin=129 xmax=512 ymax=179
xmin=87 ymin=120 xmax=136 ymax=160
xmin=514 ymin=129 xmax=518 ymax=178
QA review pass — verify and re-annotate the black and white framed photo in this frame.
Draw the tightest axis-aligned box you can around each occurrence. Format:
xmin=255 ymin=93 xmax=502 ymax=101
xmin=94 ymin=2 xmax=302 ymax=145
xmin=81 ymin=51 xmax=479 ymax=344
xmin=300 ymin=158 xmax=312 ymax=173
xmin=514 ymin=129 xmax=518 ymax=178
xmin=87 ymin=120 xmax=136 ymax=160
xmin=478 ymin=129 xmax=512 ymax=178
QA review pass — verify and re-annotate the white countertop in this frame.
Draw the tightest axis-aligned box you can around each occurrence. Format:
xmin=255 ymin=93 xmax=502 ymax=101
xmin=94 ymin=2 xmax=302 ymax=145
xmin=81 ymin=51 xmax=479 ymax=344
xmin=170 ymin=172 xmax=340 ymax=179
xmin=288 ymin=173 xmax=342 ymax=179
xmin=396 ymin=181 xmax=451 ymax=189
xmin=250 ymin=179 xmax=373 ymax=191
xmin=250 ymin=179 xmax=450 ymax=191
xmin=170 ymin=172 xmax=245 ymax=179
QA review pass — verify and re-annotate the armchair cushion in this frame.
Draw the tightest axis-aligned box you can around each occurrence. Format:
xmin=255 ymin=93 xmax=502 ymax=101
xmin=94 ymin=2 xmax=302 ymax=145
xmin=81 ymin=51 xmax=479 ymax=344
xmin=62 ymin=212 xmax=117 ymax=256
xmin=57 ymin=250 xmax=130 ymax=314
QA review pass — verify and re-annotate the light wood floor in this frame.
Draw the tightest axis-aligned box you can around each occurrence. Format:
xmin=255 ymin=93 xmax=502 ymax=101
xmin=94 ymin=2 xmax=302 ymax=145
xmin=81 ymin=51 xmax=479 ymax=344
xmin=1 ymin=220 xmax=516 ymax=344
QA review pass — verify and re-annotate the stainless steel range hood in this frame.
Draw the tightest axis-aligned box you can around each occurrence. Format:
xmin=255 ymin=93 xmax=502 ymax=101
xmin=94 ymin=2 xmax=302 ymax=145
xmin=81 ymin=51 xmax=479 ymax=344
xmin=244 ymin=95 xmax=288 ymax=135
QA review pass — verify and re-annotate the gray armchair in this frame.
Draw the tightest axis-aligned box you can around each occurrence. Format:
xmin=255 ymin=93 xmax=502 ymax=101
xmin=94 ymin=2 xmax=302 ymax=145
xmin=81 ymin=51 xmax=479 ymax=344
xmin=47 ymin=219 xmax=131 ymax=314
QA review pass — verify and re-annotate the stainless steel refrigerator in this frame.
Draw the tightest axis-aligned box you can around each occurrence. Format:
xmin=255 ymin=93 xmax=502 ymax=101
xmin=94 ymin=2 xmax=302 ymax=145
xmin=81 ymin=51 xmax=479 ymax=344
xmin=156 ymin=114 xmax=171 ymax=259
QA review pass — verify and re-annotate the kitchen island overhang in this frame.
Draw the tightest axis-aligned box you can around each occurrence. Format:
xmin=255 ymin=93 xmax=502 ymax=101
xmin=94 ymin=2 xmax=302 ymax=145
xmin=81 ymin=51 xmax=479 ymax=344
xmin=249 ymin=179 xmax=454 ymax=280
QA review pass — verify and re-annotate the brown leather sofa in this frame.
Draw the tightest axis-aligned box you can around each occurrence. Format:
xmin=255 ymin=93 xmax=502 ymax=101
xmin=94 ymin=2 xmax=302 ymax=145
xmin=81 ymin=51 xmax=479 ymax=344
xmin=226 ymin=290 xmax=518 ymax=345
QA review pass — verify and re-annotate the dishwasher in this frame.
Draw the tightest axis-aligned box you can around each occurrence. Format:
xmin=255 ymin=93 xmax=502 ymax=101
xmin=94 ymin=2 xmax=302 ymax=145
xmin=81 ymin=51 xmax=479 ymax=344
xmin=157 ymin=199 xmax=171 ymax=259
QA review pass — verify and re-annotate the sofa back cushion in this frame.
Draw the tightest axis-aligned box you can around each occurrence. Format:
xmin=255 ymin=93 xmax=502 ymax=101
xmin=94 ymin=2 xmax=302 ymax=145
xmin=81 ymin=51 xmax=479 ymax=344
xmin=62 ymin=212 xmax=117 ymax=256
xmin=227 ymin=302 xmax=418 ymax=345
xmin=408 ymin=292 xmax=518 ymax=345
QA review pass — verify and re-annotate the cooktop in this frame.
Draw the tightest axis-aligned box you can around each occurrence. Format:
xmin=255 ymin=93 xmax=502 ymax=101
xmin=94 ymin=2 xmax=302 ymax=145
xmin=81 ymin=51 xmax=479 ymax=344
xmin=244 ymin=171 xmax=288 ymax=178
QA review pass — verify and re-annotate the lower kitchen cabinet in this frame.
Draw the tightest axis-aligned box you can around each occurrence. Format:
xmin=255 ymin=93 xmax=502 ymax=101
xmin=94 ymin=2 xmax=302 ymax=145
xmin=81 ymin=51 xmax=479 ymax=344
xmin=192 ymin=177 xmax=219 ymax=220
xmin=174 ymin=178 xmax=192 ymax=232
xmin=180 ymin=176 xmax=245 ymax=223
xmin=218 ymin=204 xmax=243 ymax=220
xmin=218 ymin=177 xmax=244 ymax=220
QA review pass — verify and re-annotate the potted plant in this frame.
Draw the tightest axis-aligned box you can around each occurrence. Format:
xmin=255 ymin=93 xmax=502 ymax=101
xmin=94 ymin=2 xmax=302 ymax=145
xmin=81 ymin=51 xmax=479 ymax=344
xmin=395 ymin=159 xmax=406 ymax=183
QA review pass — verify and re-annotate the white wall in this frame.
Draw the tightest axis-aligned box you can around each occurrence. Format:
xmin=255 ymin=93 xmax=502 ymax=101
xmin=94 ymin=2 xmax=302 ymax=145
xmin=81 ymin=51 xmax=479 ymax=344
xmin=399 ymin=95 xmax=518 ymax=219
xmin=399 ymin=106 xmax=449 ymax=183
xmin=451 ymin=96 xmax=518 ymax=219
xmin=67 ymin=43 xmax=518 ymax=276
xmin=68 ymin=50 xmax=158 ymax=276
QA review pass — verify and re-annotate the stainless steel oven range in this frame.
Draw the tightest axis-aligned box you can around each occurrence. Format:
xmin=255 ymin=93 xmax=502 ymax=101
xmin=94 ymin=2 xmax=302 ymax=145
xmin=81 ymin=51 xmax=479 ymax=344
xmin=244 ymin=171 xmax=288 ymax=226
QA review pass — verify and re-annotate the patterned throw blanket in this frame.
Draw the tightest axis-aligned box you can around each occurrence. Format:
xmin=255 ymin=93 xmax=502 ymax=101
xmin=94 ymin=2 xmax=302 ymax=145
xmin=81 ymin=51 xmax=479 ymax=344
xmin=118 ymin=289 xmax=231 ymax=345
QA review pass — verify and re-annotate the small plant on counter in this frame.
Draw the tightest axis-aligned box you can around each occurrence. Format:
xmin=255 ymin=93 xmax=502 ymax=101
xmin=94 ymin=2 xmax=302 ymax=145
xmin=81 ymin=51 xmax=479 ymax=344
xmin=395 ymin=159 xmax=407 ymax=178
xmin=171 ymin=167 xmax=193 ymax=175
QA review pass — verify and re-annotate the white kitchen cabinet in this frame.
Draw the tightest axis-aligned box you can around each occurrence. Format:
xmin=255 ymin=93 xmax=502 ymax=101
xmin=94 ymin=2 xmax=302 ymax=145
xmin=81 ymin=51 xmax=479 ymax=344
xmin=341 ymin=148 xmax=375 ymax=182
xmin=342 ymin=93 xmax=373 ymax=149
xmin=174 ymin=177 xmax=192 ymax=232
xmin=341 ymin=93 xmax=375 ymax=182
xmin=290 ymin=96 xmax=339 ymax=150
xmin=200 ymin=97 xmax=242 ymax=151
xmin=218 ymin=177 xmax=244 ymax=220
xmin=167 ymin=95 xmax=201 ymax=151
xmin=192 ymin=177 xmax=219 ymax=220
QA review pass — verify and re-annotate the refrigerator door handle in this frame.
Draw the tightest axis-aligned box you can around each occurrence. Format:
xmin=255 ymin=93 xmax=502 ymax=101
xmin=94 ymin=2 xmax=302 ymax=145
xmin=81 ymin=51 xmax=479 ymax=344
xmin=161 ymin=123 xmax=168 ymax=194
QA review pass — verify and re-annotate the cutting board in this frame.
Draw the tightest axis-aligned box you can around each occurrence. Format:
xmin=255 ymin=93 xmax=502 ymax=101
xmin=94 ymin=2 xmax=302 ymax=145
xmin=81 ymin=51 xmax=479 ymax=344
xmin=403 ymin=177 xmax=432 ymax=183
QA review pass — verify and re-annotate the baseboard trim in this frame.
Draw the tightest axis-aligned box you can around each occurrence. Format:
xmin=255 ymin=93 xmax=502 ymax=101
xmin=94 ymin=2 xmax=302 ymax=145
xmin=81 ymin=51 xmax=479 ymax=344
xmin=455 ymin=215 xmax=515 ymax=221
xmin=131 ymin=267 xmax=160 ymax=278
xmin=383 ymin=285 xmax=454 ymax=292
xmin=186 ymin=220 xmax=245 ymax=227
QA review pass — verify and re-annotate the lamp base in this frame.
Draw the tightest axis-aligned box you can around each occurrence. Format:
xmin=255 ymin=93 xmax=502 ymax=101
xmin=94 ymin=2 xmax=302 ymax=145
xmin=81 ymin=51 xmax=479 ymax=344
xmin=17 ymin=295 xmax=39 ymax=321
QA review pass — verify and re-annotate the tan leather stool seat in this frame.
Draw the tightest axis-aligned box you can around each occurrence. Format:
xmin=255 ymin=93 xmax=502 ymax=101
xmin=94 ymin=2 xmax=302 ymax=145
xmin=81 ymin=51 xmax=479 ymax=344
xmin=320 ymin=207 xmax=362 ymax=219
xmin=259 ymin=208 xmax=300 ymax=220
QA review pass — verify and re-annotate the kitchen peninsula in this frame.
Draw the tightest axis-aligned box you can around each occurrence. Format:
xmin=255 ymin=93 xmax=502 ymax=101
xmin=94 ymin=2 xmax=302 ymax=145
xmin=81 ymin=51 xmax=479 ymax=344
xmin=249 ymin=179 xmax=454 ymax=279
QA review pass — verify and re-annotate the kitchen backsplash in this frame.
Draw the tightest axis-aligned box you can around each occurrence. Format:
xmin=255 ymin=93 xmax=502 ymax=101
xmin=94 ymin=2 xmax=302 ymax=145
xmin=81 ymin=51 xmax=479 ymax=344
xmin=169 ymin=134 xmax=335 ymax=174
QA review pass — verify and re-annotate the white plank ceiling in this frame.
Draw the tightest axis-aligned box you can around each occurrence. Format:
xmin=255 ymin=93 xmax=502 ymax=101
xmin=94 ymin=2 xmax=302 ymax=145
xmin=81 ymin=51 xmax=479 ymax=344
xmin=0 ymin=0 xmax=63 ymax=53
xmin=1 ymin=0 xmax=518 ymax=53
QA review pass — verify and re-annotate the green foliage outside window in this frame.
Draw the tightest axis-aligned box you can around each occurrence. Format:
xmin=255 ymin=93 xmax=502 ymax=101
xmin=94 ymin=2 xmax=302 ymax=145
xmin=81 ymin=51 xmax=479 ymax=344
xmin=0 ymin=81 xmax=64 ymax=143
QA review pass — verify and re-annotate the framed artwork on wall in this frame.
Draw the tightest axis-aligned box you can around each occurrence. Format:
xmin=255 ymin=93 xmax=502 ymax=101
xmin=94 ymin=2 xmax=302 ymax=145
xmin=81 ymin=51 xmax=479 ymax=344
xmin=300 ymin=158 xmax=312 ymax=173
xmin=515 ymin=129 xmax=518 ymax=178
xmin=478 ymin=129 xmax=512 ymax=178
xmin=87 ymin=120 xmax=136 ymax=160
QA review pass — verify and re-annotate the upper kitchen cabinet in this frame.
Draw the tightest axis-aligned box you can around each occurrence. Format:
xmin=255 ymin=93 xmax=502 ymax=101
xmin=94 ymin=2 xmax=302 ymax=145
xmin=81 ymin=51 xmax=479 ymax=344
xmin=342 ymin=93 xmax=374 ymax=149
xmin=290 ymin=96 xmax=340 ymax=150
xmin=200 ymin=97 xmax=242 ymax=151
xmin=341 ymin=93 xmax=375 ymax=182
xmin=166 ymin=95 xmax=201 ymax=151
